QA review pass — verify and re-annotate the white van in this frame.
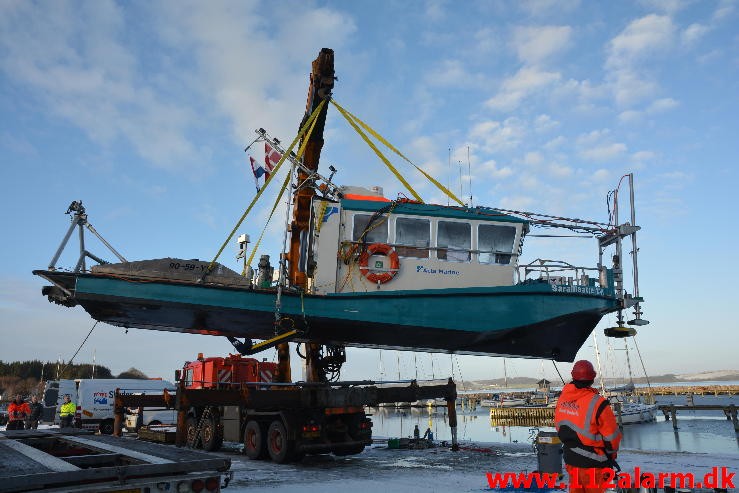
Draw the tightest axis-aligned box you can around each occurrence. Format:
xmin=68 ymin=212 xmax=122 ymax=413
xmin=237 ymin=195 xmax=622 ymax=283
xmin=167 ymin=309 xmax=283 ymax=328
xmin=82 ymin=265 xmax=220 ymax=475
xmin=43 ymin=379 xmax=175 ymax=434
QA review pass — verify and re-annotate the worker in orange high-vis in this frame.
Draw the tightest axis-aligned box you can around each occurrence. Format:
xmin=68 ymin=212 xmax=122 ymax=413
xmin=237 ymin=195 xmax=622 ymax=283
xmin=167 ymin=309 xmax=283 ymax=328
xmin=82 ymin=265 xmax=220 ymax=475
xmin=555 ymin=360 xmax=622 ymax=493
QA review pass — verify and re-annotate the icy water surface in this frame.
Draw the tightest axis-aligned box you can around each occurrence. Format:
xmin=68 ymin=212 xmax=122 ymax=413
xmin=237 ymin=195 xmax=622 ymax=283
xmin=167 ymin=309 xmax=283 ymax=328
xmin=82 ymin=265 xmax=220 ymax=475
xmin=369 ymin=395 xmax=738 ymax=454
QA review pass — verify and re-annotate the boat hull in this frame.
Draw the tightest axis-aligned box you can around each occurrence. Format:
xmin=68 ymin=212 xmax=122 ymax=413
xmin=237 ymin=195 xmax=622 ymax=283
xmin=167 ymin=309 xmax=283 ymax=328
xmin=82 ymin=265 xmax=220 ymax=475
xmin=34 ymin=270 xmax=619 ymax=361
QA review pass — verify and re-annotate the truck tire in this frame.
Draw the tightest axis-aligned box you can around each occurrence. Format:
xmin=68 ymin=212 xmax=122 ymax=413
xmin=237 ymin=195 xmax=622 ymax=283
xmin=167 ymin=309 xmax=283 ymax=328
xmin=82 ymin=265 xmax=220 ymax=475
xmin=201 ymin=413 xmax=223 ymax=452
xmin=99 ymin=419 xmax=114 ymax=435
xmin=243 ymin=420 xmax=267 ymax=460
xmin=186 ymin=416 xmax=200 ymax=448
xmin=266 ymin=420 xmax=295 ymax=464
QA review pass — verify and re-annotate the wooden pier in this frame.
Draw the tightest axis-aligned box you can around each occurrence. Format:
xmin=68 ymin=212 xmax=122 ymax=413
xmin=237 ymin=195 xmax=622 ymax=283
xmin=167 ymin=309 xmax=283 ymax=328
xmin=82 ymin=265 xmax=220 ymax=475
xmin=658 ymin=404 xmax=739 ymax=432
xmin=489 ymin=406 xmax=554 ymax=426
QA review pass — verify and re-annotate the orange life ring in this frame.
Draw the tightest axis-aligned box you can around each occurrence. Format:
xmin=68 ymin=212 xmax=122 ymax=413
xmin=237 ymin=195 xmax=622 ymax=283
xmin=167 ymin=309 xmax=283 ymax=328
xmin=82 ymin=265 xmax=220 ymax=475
xmin=358 ymin=243 xmax=400 ymax=284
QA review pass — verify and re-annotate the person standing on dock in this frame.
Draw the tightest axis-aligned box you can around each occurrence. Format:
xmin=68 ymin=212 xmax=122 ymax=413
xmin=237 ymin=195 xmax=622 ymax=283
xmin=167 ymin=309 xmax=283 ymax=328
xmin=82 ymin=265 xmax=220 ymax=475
xmin=554 ymin=360 xmax=621 ymax=493
xmin=7 ymin=395 xmax=31 ymax=430
xmin=27 ymin=396 xmax=43 ymax=429
xmin=59 ymin=394 xmax=76 ymax=428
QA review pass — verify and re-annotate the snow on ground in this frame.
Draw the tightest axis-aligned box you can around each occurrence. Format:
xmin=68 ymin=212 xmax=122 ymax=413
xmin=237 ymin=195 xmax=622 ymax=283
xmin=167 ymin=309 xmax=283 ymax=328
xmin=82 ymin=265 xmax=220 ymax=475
xmin=216 ymin=440 xmax=739 ymax=492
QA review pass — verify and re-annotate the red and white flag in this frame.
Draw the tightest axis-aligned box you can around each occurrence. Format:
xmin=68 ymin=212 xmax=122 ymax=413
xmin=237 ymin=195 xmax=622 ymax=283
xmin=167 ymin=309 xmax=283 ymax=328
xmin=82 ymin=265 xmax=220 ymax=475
xmin=264 ymin=142 xmax=282 ymax=179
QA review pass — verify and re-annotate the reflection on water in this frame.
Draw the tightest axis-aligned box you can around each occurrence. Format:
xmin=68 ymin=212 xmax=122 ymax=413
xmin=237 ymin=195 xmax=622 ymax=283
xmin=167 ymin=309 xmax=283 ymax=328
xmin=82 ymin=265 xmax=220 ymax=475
xmin=367 ymin=395 xmax=738 ymax=454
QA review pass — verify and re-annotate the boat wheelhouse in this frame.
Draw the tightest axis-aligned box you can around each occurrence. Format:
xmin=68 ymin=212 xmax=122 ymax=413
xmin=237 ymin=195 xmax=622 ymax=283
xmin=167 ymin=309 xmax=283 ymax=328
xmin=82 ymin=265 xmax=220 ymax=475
xmin=310 ymin=187 xmax=528 ymax=295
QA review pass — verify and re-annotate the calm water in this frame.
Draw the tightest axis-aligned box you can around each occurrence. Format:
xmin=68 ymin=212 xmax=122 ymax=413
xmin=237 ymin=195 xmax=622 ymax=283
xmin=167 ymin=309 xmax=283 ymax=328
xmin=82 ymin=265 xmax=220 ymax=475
xmin=368 ymin=394 xmax=738 ymax=455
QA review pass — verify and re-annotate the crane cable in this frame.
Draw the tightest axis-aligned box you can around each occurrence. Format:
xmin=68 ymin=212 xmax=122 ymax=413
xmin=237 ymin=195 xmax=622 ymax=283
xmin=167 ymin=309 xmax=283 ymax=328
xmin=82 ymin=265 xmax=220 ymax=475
xmin=331 ymin=99 xmax=465 ymax=207
xmin=204 ymin=99 xmax=327 ymax=275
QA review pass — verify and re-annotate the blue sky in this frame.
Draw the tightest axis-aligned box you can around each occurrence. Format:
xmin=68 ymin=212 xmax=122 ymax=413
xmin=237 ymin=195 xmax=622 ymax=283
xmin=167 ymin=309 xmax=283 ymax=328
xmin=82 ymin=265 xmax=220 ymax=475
xmin=1 ymin=0 xmax=737 ymax=383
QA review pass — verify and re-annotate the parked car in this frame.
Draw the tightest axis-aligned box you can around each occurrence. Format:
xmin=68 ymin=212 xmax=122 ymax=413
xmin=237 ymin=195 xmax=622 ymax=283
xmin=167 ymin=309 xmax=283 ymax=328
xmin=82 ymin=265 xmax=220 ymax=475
xmin=0 ymin=403 xmax=8 ymax=426
xmin=125 ymin=408 xmax=177 ymax=432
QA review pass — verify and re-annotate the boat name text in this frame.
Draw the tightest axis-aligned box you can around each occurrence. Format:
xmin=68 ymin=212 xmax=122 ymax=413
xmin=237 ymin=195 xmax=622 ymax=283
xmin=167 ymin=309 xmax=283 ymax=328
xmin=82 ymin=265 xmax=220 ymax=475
xmin=416 ymin=266 xmax=461 ymax=276
xmin=551 ymin=284 xmax=604 ymax=296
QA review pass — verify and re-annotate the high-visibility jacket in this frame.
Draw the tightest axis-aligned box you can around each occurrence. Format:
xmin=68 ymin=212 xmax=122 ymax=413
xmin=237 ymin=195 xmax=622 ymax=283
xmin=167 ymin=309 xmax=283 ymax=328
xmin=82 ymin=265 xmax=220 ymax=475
xmin=60 ymin=401 xmax=77 ymax=417
xmin=554 ymin=383 xmax=621 ymax=468
xmin=7 ymin=401 xmax=31 ymax=422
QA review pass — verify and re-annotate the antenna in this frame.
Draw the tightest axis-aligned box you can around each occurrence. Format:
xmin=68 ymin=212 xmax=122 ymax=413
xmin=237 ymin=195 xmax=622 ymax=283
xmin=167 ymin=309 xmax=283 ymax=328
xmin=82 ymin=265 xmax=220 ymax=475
xmin=447 ymin=148 xmax=451 ymax=206
xmin=467 ymin=146 xmax=472 ymax=207
xmin=458 ymin=160 xmax=463 ymax=204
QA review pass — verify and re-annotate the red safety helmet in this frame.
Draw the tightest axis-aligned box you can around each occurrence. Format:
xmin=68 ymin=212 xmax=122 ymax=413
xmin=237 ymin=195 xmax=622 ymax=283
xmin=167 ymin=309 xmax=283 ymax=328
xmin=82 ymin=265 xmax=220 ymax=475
xmin=571 ymin=360 xmax=596 ymax=380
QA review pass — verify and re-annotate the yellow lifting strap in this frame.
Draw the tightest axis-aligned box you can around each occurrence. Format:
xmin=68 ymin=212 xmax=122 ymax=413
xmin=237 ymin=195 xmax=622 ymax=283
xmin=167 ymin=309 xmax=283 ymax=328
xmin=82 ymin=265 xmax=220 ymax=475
xmin=206 ymin=99 xmax=327 ymax=273
xmin=244 ymin=99 xmax=324 ymax=271
xmin=331 ymin=101 xmax=424 ymax=203
xmin=331 ymin=100 xmax=465 ymax=207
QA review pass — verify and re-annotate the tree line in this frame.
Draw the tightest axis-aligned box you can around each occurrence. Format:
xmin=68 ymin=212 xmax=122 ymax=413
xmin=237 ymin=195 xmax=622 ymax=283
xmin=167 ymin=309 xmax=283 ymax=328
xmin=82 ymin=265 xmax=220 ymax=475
xmin=0 ymin=360 xmax=149 ymax=399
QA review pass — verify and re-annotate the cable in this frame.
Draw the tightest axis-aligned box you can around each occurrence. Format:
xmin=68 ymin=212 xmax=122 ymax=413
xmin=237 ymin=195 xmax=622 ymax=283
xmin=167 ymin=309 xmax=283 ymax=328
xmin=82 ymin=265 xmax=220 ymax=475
xmin=59 ymin=321 xmax=98 ymax=378
xmin=552 ymin=359 xmax=566 ymax=385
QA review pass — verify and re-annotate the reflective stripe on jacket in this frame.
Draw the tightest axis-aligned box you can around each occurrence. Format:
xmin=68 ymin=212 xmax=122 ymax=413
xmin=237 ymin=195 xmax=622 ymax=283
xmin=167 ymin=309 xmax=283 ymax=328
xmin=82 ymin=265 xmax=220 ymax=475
xmin=60 ymin=401 xmax=77 ymax=417
xmin=554 ymin=383 xmax=622 ymax=468
xmin=7 ymin=402 xmax=31 ymax=421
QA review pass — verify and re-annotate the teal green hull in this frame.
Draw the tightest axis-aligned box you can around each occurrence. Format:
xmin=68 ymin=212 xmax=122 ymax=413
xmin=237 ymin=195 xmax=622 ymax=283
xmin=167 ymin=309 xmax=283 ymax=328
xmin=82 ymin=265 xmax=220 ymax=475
xmin=36 ymin=271 xmax=619 ymax=361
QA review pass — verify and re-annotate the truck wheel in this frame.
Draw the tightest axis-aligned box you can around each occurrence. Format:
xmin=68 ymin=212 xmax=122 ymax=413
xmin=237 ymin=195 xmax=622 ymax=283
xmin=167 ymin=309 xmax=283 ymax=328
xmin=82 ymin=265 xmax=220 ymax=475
xmin=186 ymin=416 xmax=200 ymax=448
xmin=99 ymin=419 xmax=115 ymax=435
xmin=201 ymin=413 xmax=223 ymax=452
xmin=244 ymin=420 xmax=267 ymax=460
xmin=267 ymin=420 xmax=295 ymax=463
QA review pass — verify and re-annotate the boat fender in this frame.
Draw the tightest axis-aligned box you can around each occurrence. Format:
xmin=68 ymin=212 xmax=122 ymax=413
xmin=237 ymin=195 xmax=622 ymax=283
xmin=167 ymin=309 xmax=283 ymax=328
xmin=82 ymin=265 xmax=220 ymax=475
xmin=359 ymin=243 xmax=400 ymax=284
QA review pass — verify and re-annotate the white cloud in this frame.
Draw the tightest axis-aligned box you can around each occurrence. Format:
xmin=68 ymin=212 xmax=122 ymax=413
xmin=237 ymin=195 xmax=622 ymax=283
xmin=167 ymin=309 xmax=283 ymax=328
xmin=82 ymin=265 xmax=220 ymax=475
xmin=522 ymin=151 xmax=544 ymax=166
xmin=648 ymin=97 xmax=679 ymax=112
xmin=544 ymin=136 xmax=566 ymax=150
xmin=605 ymin=15 xmax=676 ymax=107
xmin=580 ymin=143 xmax=627 ymax=162
xmin=474 ymin=28 xmax=500 ymax=54
xmin=713 ymin=0 xmax=735 ymax=20
xmin=425 ymin=59 xmax=480 ymax=87
xmin=637 ymin=0 xmax=691 ymax=14
xmin=631 ymin=150 xmax=657 ymax=163
xmin=618 ymin=97 xmax=679 ymax=123
xmin=518 ymin=0 xmax=581 ymax=17
xmin=590 ymin=169 xmax=611 ymax=182
xmin=682 ymin=23 xmax=710 ymax=46
xmin=512 ymin=25 xmax=573 ymax=65
xmin=576 ymin=129 xmax=627 ymax=162
xmin=479 ymin=160 xmax=514 ymax=179
xmin=469 ymin=118 xmax=525 ymax=153
xmin=549 ymin=163 xmax=573 ymax=177
xmin=534 ymin=114 xmax=559 ymax=133
xmin=485 ymin=66 xmax=561 ymax=111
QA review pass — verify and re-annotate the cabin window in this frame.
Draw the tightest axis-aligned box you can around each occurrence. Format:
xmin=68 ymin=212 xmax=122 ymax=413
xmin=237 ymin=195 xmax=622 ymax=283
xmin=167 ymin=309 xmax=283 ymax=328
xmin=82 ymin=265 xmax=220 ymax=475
xmin=395 ymin=217 xmax=430 ymax=258
xmin=437 ymin=221 xmax=471 ymax=262
xmin=478 ymin=224 xmax=516 ymax=264
xmin=184 ymin=369 xmax=193 ymax=387
xmin=352 ymin=214 xmax=388 ymax=243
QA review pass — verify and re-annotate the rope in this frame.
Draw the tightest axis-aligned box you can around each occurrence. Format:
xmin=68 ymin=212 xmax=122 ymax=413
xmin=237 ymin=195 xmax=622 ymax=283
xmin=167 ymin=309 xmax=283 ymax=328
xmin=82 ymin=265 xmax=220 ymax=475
xmin=331 ymin=101 xmax=423 ymax=203
xmin=59 ymin=321 xmax=98 ymax=378
xmin=332 ymin=100 xmax=465 ymax=206
xmin=631 ymin=335 xmax=654 ymax=401
xmin=204 ymin=99 xmax=327 ymax=274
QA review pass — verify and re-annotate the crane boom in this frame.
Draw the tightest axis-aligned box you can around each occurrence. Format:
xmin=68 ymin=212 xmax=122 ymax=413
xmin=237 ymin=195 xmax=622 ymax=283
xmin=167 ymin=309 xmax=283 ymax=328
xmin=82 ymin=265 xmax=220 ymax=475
xmin=287 ymin=48 xmax=335 ymax=289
